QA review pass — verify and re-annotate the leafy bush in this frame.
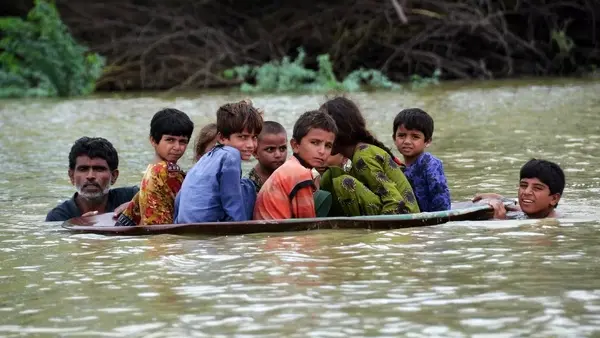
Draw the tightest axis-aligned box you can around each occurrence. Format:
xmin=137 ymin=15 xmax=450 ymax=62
xmin=224 ymin=48 xmax=405 ymax=93
xmin=0 ymin=0 xmax=105 ymax=98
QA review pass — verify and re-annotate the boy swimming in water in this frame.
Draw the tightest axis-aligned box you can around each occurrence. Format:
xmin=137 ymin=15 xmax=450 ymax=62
xmin=473 ymin=159 xmax=565 ymax=219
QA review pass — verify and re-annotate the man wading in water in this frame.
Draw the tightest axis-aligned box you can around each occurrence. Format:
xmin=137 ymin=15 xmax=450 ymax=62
xmin=45 ymin=137 xmax=138 ymax=222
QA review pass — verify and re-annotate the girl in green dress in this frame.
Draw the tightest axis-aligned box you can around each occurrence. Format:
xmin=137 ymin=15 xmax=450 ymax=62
xmin=319 ymin=97 xmax=420 ymax=216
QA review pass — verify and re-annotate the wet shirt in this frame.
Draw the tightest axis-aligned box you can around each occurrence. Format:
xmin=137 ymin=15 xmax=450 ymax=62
xmin=45 ymin=186 xmax=139 ymax=222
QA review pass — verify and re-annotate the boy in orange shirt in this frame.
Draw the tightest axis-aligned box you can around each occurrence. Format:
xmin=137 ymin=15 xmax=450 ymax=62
xmin=254 ymin=110 xmax=337 ymax=220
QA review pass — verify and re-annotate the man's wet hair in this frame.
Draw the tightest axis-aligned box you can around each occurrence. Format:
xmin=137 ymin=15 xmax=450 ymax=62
xmin=150 ymin=108 xmax=194 ymax=143
xmin=520 ymin=158 xmax=565 ymax=196
xmin=69 ymin=137 xmax=119 ymax=171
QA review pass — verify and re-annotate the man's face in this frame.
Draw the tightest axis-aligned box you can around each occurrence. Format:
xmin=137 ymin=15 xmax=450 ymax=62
xmin=68 ymin=156 xmax=118 ymax=200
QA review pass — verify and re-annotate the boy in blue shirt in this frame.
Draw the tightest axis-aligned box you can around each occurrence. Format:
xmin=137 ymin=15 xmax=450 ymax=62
xmin=175 ymin=100 xmax=263 ymax=223
xmin=392 ymin=108 xmax=451 ymax=212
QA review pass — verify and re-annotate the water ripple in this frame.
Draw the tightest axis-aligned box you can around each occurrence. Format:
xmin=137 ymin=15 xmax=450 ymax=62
xmin=0 ymin=80 xmax=599 ymax=336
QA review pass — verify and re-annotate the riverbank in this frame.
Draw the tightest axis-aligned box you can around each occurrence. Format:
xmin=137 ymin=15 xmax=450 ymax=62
xmin=47 ymin=0 xmax=600 ymax=92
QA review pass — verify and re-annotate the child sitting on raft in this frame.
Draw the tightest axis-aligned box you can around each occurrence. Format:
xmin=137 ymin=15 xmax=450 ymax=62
xmin=319 ymin=97 xmax=420 ymax=216
xmin=254 ymin=110 xmax=337 ymax=220
xmin=175 ymin=100 xmax=262 ymax=223
xmin=473 ymin=158 xmax=565 ymax=219
xmin=393 ymin=108 xmax=451 ymax=212
xmin=247 ymin=121 xmax=288 ymax=192
xmin=193 ymin=123 xmax=217 ymax=161
xmin=116 ymin=108 xmax=194 ymax=226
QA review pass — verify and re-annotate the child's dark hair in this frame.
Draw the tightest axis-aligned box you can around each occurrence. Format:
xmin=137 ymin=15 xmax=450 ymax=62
xmin=150 ymin=108 xmax=194 ymax=143
xmin=292 ymin=110 xmax=337 ymax=142
xmin=392 ymin=108 xmax=434 ymax=142
xmin=520 ymin=159 xmax=565 ymax=197
xmin=320 ymin=96 xmax=394 ymax=157
xmin=69 ymin=137 xmax=119 ymax=171
xmin=194 ymin=123 xmax=217 ymax=160
xmin=216 ymin=100 xmax=263 ymax=138
xmin=260 ymin=121 xmax=287 ymax=140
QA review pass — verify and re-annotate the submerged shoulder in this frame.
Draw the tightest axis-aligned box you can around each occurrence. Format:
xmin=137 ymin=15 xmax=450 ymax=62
xmin=45 ymin=198 xmax=77 ymax=222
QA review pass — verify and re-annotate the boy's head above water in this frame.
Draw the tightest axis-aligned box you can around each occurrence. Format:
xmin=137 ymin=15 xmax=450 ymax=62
xmin=518 ymin=158 xmax=565 ymax=217
xmin=291 ymin=110 xmax=337 ymax=168
xmin=150 ymin=108 xmax=194 ymax=163
xmin=392 ymin=108 xmax=434 ymax=161
xmin=255 ymin=121 xmax=288 ymax=172
xmin=216 ymin=100 xmax=263 ymax=160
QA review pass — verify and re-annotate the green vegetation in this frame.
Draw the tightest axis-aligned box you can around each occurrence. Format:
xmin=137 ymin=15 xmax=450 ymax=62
xmin=224 ymin=48 xmax=440 ymax=93
xmin=0 ymin=0 xmax=105 ymax=98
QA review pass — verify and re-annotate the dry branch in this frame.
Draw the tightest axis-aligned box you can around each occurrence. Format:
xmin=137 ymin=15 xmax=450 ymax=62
xmin=52 ymin=0 xmax=600 ymax=91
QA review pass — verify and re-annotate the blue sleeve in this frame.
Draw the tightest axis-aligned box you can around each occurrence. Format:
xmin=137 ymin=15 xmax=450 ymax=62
xmin=241 ymin=178 xmax=257 ymax=220
xmin=219 ymin=153 xmax=246 ymax=221
xmin=426 ymin=157 xmax=451 ymax=211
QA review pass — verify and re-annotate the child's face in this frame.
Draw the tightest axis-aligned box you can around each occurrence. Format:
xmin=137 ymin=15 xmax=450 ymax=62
xmin=518 ymin=178 xmax=561 ymax=217
xmin=255 ymin=132 xmax=288 ymax=171
xmin=151 ymin=134 xmax=189 ymax=163
xmin=393 ymin=124 xmax=430 ymax=158
xmin=291 ymin=128 xmax=335 ymax=168
xmin=219 ymin=129 xmax=257 ymax=161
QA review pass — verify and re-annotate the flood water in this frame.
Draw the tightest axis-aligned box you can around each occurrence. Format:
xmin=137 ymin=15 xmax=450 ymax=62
xmin=1 ymin=78 xmax=599 ymax=337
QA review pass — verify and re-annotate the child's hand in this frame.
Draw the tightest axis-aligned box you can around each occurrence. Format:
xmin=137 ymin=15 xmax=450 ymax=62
xmin=486 ymin=199 xmax=508 ymax=219
xmin=81 ymin=210 xmax=99 ymax=217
